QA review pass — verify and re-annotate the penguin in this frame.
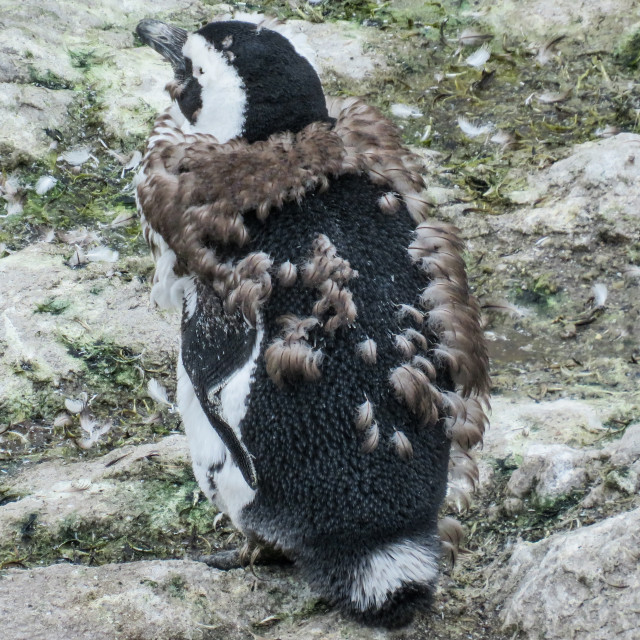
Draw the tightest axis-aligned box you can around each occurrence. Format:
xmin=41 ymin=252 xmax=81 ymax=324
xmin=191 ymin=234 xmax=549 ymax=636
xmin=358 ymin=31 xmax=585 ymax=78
xmin=135 ymin=17 xmax=490 ymax=628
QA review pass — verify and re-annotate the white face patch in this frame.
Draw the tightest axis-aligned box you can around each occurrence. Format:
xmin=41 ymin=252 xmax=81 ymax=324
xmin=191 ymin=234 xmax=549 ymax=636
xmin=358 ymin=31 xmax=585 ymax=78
xmin=181 ymin=33 xmax=247 ymax=142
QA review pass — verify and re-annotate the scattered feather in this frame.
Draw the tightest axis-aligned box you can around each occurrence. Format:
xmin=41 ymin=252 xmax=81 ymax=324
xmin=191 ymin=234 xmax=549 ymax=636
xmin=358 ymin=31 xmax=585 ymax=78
xmin=391 ymin=103 xmax=423 ymax=119
xmin=458 ymin=117 xmax=494 ymax=137
xmin=40 ymin=228 xmax=55 ymax=243
xmin=77 ymin=411 xmax=112 ymax=449
xmin=4 ymin=200 xmax=23 ymax=216
xmin=481 ymin=300 xmax=531 ymax=318
xmin=490 ymin=130 xmax=515 ymax=146
xmin=70 ymin=478 xmax=92 ymax=492
xmin=68 ymin=245 xmax=87 ymax=267
xmin=458 ymin=29 xmax=493 ymax=47
xmin=65 ymin=395 xmax=87 ymax=414
xmin=60 ymin=227 xmax=100 ymax=247
xmin=591 ymin=283 xmax=608 ymax=309
xmin=147 ymin=378 xmax=172 ymax=407
xmin=465 ymin=43 xmax=491 ymax=68
xmin=536 ymin=35 xmax=566 ymax=65
xmin=537 ymin=89 xmax=572 ymax=104
xmin=623 ymin=265 xmax=640 ymax=280
xmin=142 ymin=412 xmax=163 ymax=425
xmin=53 ymin=412 xmax=72 ymax=428
xmin=109 ymin=211 xmax=136 ymax=227
xmin=1 ymin=175 xmax=24 ymax=216
xmin=59 ymin=147 xmax=96 ymax=167
xmin=0 ymin=175 xmax=20 ymax=199
xmin=35 ymin=175 xmax=57 ymax=195
xmin=86 ymin=246 xmax=119 ymax=262
xmin=213 ymin=512 xmax=225 ymax=530
xmin=3 ymin=313 xmax=33 ymax=363
xmin=123 ymin=150 xmax=143 ymax=171
xmin=595 ymin=125 xmax=620 ymax=138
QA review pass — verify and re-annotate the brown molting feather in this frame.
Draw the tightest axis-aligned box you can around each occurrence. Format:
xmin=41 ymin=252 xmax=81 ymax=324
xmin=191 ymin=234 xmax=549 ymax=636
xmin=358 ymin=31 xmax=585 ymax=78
xmin=378 ymin=192 xmax=401 ymax=214
xmin=357 ymin=338 xmax=377 ymax=364
xmin=449 ymin=444 xmax=480 ymax=488
xmin=302 ymin=235 xmax=357 ymax=287
xmin=355 ymin=399 xmax=374 ymax=432
xmin=389 ymin=364 xmax=441 ymax=425
xmin=396 ymin=303 xmax=424 ymax=325
xmin=361 ymin=422 xmax=380 ymax=454
xmin=438 ymin=517 xmax=464 ymax=565
xmin=411 ymin=355 xmax=437 ymax=380
xmin=394 ymin=334 xmax=417 ymax=359
xmin=277 ymin=314 xmax=320 ymax=342
xmin=446 ymin=484 xmax=471 ymax=513
xmin=277 ymin=261 xmax=298 ymax=287
xmin=140 ymin=95 xmax=491 ymax=513
xmin=224 ymin=252 xmax=273 ymax=325
xmin=391 ymin=430 xmax=414 ymax=460
xmin=407 ymin=221 xmax=489 ymax=399
xmin=165 ymin=79 xmax=184 ymax=100
xmin=264 ymin=314 xmax=323 ymax=387
xmin=403 ymin=328 xmax=428 ymax=351
xmin=303 ymin=235 xmax=358 ymax=333
xmin=139 ymin=98 xmax=437 ymax=326
xmin=264 ymin=338 xmax=323 ymax=387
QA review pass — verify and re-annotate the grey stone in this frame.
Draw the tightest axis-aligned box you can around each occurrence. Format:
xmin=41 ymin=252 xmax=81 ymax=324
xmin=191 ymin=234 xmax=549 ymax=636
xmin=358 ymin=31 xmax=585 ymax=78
xmin=606 ymin=423 xmax=640 ymax=465
xmin=483 ymin=398 xmax=608 ymax=459
xmin=501 ymin=134 xmax=640 ymax=239
xmin=0 ymin=243 xmax=178 ymax=424
xmin=506 ymin=444 xmax=590 ymax=500
xmin=0 ymin=83 xmax=75 ymax=165
xmin=604 ymin=467 xmax=640 ymax=496
xmin=0 ymin=436 xmax=188 ymax=539
xmin=492 ymin=508 xmax=640 ymax=640
xmin=0 ymin=559 xmax=363 ymax=640
xmin=477 ymin=0 xmax=640 ymax=47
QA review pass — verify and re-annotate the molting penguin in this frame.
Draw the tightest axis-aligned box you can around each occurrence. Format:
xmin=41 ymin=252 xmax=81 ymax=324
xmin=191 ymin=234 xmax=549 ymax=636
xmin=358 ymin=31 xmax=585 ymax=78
xmin=135 ymin=17 xmax=490 ymax=628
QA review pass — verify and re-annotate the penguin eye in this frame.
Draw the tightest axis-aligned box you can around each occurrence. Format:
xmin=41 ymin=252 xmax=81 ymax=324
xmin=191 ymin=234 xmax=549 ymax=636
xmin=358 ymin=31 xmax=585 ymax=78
xmin=194 ymin=66 xmax=204 ymax=78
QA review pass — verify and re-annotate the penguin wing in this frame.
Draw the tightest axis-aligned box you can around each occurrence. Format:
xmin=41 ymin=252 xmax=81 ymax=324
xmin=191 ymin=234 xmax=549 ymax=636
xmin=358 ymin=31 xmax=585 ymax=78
xmin=181 ymin=279 xmax=258 ymax=489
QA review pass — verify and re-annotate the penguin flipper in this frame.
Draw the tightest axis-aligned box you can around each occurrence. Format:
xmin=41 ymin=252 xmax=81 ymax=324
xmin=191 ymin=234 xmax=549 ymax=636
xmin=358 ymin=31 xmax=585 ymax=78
xmin=181 ymin=279 xmax=258 ymax=489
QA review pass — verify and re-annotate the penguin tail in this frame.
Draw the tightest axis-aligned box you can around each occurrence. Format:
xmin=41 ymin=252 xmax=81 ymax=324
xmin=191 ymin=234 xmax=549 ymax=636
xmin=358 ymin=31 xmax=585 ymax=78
xmin=299 ymin=535 xmax=440 ymax=628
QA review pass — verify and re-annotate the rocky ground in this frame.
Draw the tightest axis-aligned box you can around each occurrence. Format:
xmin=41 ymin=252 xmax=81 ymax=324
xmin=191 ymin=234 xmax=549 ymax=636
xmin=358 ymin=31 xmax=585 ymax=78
xmin=1 ymin=1 xmax=639 ymax=639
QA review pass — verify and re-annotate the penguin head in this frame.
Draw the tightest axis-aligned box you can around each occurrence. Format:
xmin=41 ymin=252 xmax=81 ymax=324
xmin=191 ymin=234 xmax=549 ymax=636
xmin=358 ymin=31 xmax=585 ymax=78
xmin=136 ymin=19 xmax=332 ymax=143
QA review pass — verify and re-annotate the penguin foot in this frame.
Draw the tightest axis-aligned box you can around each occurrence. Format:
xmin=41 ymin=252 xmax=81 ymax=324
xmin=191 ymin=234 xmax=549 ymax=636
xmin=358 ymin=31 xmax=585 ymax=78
xmin=198 ymin=541 xmax=291 ymax=570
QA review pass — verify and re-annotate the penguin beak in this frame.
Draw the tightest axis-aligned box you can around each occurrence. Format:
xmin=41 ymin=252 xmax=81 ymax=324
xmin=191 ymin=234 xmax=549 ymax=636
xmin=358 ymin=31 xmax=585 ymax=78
xmin=136 ymin=19 xmax=188 ymax=78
